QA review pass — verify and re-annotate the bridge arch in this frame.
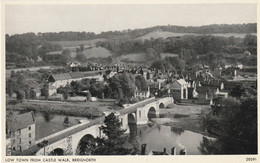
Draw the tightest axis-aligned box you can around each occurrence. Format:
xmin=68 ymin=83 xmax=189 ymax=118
xmin=49 ymin=148 xmax=64 ymax=155
xmin=127 ymin=113 xmax=137 ymax=140
xmin=128 ymin=113 xmax=136 ymax=124
xmin=159 ymin=102 xmax=165 ymax=109
xmin=76 ymin=134 xmax=95 ymax=155
xmin=147 ymin=107 xmax=157 ymax=120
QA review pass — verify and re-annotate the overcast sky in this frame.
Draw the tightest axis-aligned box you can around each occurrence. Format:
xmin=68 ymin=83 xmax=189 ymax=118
xmin=5 ymin=4 xmax=257 ymax=35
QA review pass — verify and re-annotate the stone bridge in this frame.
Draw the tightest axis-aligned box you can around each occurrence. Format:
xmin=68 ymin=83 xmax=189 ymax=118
xmin=21 ymin=97 xmax=173 ymax=156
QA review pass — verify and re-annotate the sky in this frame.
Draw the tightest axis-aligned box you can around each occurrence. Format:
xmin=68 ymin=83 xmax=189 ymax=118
xmin=5 ymin=4 xmax=257 ymax=35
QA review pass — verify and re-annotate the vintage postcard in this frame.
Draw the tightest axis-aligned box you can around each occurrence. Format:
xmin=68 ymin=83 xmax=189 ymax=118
xmin=1 ymin=0 xmax=259 ymax=163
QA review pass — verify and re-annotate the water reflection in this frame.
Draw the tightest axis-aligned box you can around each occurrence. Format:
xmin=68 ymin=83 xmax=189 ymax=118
xmin=171 ymin=127 xmax=184 ymax=135
xmin=128 ymin=122 xmax=213 ymax=155
xmin=33 ymin=112 xmax=88 ymax=140
xmin=42 ymin=112 xmax=54 ymax=122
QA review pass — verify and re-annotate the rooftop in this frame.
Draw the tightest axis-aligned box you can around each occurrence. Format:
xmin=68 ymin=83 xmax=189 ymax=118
xmin=176 ymin=79 xmax=187 ymax=85
xmin=49 ymin=71 xmax=104 ymax=81
xmin=46 ymin=51 xmax=62 ymax=55
xmin=8 ymin=112 xmax=35 ymax=132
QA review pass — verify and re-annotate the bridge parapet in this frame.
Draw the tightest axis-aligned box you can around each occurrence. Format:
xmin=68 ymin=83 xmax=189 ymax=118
xmin=158 ymin=97 xmax=174 ymax=108
xmin=35 ymin=120 xmax=92 ymax=144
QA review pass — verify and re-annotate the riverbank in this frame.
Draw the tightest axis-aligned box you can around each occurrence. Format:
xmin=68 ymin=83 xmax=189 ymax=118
xmin=159 ymin=103 xmax=213 ymax=137
xmin=6 ymin=100 xmax=122 ymax=118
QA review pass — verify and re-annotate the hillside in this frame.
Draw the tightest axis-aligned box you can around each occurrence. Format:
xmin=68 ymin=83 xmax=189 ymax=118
xmin=136 ymin=31 xmax=199 ymax=40
xmin=137 ymin=31 xmax=256 ymax=40
xmin=119 ymin=53 xmax=148 ymax=63
xmin=51 ymin=38 xmax=107 ymax=47
xmin=79 ymin=47 xmax=114 ymax=59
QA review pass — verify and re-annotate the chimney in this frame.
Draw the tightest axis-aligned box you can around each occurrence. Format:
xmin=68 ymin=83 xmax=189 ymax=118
xmin=171 ymin=147 xmax=176 ymax=155
xmin=180 ymin=148 xmax=187 ymax=155
xmin=141 ymin=144 xmax=147 ymax=155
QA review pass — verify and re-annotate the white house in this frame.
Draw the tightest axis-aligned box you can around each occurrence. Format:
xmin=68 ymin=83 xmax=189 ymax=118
xmin=214 ymin=88 xmax=228 ymax=98
xmin=167 ymin=79 xmax=188 ymax=100
xmin=134 ymin=86 xmax=150 ymax=99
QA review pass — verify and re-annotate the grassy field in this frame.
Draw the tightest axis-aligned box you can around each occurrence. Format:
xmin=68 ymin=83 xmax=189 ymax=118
xmin=119 ymin=53 xmax=148 ymax=62
xmin=159 ymin=103 xmax=212 ymax=136
xmin=51 ymin=38 xmax=107 ymax=47
xmin=78 ymin=47 xmax=114 ymax=59
xmin=137 ymin=31 xmax=257 ymax=40
xmin=7 ymin=100 xmax=122 ymax=118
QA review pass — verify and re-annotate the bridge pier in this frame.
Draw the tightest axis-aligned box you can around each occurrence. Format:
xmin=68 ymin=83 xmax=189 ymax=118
xmin=136 ymin=108 xmax=149 ymax=125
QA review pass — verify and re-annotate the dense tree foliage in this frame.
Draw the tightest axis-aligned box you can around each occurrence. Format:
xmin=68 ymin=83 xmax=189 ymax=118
xmin=55 ymin=72 xmax=143 ymax=100
xmin=6 ymin=24 xmax=256 ymax=67
xmin=135 ymin=75 xmax=147 ymax=91
xmin=200 ymin=97 xmax=257 ymax=154
xmin=40 ymin=83 xmax=49 ymax=99
xmin=6 ymin=33 xmax=40 ymax=61
xmin=8 ymin=23 xmax=254 ymax=42
xmin=108 ymin=72 xmax=136 ymax=99
xmin=97 ymin=34 xmax=256 ymax=68
xmin=6 ymin=72 xmax=35 ymax=101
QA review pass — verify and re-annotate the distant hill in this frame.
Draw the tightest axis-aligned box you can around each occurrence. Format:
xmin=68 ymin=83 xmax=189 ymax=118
xmin=136 ymin=31 xmax=199 ymax=40
xmin=5 ymin=23 xmax=257 ymax=66
xmin=137 ymin=31 xmax=256 ymax=40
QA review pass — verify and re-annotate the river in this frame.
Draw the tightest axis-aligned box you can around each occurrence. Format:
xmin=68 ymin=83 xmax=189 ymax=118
xmin=14 ymin=110 xmax=213 ymax=155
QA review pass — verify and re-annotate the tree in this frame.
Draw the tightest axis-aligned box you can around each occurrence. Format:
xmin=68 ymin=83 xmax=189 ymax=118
xmin=29 ymin=89 xmax=37 ymax=99
xmin=135 ymin=75 xmax=147 ymax=91
xmin=70 ymin=81 xmax=82 ymax=94
xmin=80 ymin=44 xmax=85 ymax=52
xmin=75 ymin=53 xmax=87 ymax=62
xmin=118 ymin=88 xmax=123 ymax=99
xmin=62 ymin=49 xmax=71 ymax=62
xmin=6 ymin=78 xmax=18 ymax=96
xmin=16 ymin=90 xmax=25 ymax=101
xmin=92 ymin=113 xmax=131 ymax=155
xmin=243 ymin=34 xmax=257 ymax=54
xmin=104 ymin=86 xmax=112 ymax=98
xmin=64 ymin=116 xmax=69 ymax=126
xmin=118 ymin=72 xmax=136 ymax=98
xmin=41 ymin=84 xmax=49 ymax=99
xmin=167 ymin=57 xmax=186 ymax=72
xmin=150 ymin=60 xmax=167 ymax=70
xmin=62 ymin=90 xmax=69 ymax=101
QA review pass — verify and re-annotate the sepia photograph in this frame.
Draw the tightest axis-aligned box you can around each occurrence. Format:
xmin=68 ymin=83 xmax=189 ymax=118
xmin=1 ymin=0 xmax=258 ymax=161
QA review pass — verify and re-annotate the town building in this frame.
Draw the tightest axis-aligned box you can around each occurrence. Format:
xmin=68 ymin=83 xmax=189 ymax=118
xmin=48 ymin=71 xmax=104 ymax=95
xmin=166 ymin=79 xmax=188 ymax=100
xmin=7 ymin=112 xmax=36 ymax=153
xmin=70 ymin=62 xmax=81 ymax=68
xmin=134 ymin=87 xmax=150 ymax=99
xmin=214 ymin=88 xmax=228 ymax=98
